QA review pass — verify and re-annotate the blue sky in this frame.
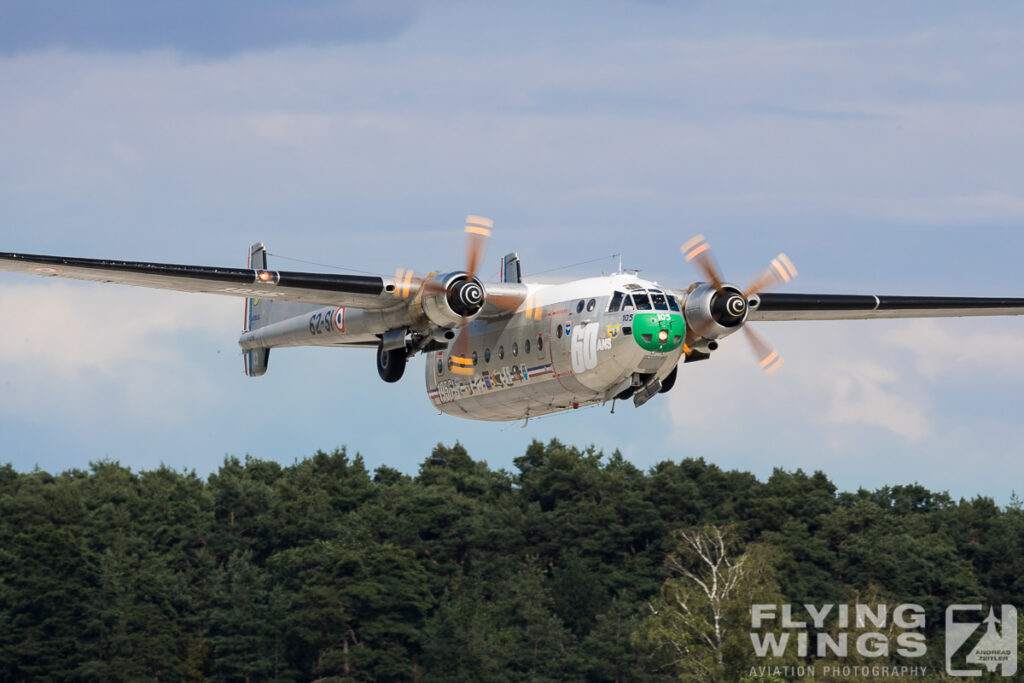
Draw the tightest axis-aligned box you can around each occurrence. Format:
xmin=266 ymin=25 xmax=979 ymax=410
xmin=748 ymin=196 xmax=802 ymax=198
xmin=2 ymin=1 xmax=1024 ymax=502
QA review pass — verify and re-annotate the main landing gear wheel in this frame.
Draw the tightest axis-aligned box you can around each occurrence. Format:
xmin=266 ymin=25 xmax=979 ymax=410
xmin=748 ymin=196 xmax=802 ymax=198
xmin=376 ymin=342 xmax=406 ymax=383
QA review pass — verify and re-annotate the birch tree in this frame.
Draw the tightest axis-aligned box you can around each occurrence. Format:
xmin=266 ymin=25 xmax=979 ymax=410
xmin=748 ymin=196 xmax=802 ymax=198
xmin=636 ymin=525 xmax=784 ymax=682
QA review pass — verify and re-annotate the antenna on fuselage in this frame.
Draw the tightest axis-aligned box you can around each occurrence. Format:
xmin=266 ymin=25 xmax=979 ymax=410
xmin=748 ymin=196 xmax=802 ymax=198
xmin=617 ymin=253 xmax=623 ymax=274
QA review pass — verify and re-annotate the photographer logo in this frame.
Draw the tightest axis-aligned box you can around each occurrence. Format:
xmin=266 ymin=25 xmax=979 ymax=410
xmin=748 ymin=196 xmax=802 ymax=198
xmin=946 ymin=604 xmax=1016 ymax=677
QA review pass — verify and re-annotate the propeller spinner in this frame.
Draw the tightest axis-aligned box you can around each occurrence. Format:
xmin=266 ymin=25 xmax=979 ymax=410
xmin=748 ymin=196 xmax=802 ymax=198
xmin=681 ymin=235 xmax=797 ymax=374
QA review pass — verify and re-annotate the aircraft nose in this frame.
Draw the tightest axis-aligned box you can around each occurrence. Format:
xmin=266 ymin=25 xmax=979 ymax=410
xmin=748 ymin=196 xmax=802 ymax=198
xmin=631 ymin=312 xmax=685 ymax=353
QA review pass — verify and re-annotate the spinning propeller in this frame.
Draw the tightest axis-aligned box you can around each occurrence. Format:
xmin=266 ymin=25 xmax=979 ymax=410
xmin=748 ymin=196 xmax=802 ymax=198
xmin=681 ymin=235 xmax=797 ymax=374
xmin=447 ymin=217 xmax=492 ymax=374
xmin=394 ymin=216 xmax=491 ymax=307
xmin=393 ymin=216 xmax=526 ymax=375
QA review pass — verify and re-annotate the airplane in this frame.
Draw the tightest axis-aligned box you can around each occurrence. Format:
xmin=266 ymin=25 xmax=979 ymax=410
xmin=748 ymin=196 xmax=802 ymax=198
xmin=2 ymin=215 xmax=1023 ymax=422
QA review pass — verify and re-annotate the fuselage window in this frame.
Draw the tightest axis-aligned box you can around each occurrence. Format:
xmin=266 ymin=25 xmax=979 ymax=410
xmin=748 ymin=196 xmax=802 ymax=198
xmin=666 ymin=294 xmax=680 ymax=312
xmin=650 ymin=291 xmax=668 ymax=310
xmin=438 ymin=358 xmax=444 ymax=375
xmin=526 ymin=339 xmax=532 ymax=354
xmin=472 ymin=351 xmax=478 ymax=366
xmin=512 ymin=342 xmax=519 ymax=357
xmin=633 ymin=292 xmax=652 ymax=310
xmin=608 ymin=291 xmax=624 ymax=312
xmin=586 ymin=298 xmax=596 ymax=312
xmin=484 ymin=348 xmax=491 ymax=363
xmin=576 ymin=300 xmax=585 ymax=313
xmin=622 ymin=294 xmax=635 ymax=311
xmin=498 ymin=345 xmax=505 ymax=360
xmin=556 ymin=324 xmax=562 ymax=338
xmin=537 ymin=334 xmax=544 ymax=351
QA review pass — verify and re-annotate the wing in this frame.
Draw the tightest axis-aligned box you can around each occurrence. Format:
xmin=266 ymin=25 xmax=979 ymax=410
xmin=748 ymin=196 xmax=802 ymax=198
xmin=749 ymin=293 xmax=1024 ymax=321
xmin=0 ymin=251 xmax=397 ymax=310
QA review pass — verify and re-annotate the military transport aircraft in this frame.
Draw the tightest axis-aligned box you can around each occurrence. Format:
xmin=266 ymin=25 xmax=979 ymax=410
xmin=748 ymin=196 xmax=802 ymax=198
xmin=2 ymin=216 xmax=1023 ymax=422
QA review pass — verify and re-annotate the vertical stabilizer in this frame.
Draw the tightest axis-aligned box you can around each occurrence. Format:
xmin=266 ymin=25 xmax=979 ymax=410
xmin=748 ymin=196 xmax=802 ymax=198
xmin=243 ymin=243 xmax=271 ymax=377
xmin=502 ymin=252 xmax=522 ymax=283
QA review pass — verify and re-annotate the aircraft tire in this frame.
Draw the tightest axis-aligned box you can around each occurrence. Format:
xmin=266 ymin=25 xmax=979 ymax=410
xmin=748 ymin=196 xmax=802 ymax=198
xmin=376 ymin=343 xmax=406 ymax=383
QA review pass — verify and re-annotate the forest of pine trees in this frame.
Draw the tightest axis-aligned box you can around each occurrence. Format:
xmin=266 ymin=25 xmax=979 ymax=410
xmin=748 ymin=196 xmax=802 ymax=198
xmin=1 ymin=440 xmax=1021 ymax=681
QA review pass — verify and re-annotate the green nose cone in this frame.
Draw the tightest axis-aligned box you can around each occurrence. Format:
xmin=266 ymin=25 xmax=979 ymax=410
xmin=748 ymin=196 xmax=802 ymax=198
xmin=632 ymin=313 xmax=685 ymax=352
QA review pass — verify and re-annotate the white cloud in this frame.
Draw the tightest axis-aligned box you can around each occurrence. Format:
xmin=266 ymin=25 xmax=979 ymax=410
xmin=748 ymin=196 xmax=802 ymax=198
xmin=665 ymin=316 xmax=1024 ymax=446
xmin=819 ymin=359 xmax=930 ymax=441
xmin=4 ymin=24 xmax=1024 ymax=225
xmin=0 ymin=279 xmax=238 ymax=421
xmin=882 ymin=318 xmax=1024 ymax=380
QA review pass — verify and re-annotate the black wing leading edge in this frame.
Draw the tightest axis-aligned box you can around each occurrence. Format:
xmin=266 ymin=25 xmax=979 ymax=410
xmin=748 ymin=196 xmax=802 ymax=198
xmin=750 ymin=293 xmax=1024 ymax=321
xmin=0 ymin=252 xmax=393 ymax=309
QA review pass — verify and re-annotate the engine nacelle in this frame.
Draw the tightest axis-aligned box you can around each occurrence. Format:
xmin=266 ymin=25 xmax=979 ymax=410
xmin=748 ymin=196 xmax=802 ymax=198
xmin=682 ymin=283 xmax=750 ymax=348
xmin=421 ymin=271 xmax=486 ymax=329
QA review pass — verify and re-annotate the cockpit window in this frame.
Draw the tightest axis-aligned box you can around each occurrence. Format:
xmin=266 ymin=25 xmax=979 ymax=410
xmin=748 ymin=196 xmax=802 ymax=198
xmin=649 ymin=291 xmax=668 ymax=311
xmin=633 ymin=292 xmax=652 ymax=310
xmin=608 ymin=291 xmax=624 ymax=312
xmin=621 ymin=294 xmax=635 ymax=311
xmin=666 ymin=294 xmax=680 ymax=312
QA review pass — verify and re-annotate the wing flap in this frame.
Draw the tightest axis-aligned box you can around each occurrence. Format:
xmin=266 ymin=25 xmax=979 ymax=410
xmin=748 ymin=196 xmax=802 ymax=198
xmin=0 ymin=251 xmax=394 ymax=309
xmin=749 ymin=293 xmax=1024 ymax=321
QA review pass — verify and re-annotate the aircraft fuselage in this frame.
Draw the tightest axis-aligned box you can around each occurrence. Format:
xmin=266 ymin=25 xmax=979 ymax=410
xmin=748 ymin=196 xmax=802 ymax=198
xmin=425 ymin=273 xmax=686 ymax=421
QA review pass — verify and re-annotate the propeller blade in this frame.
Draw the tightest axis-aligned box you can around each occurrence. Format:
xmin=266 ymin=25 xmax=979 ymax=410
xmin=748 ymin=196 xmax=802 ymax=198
xmin=681 ymin=234 xmax=793 ymax=375
xmin=392 ymin=268 xmax=446 ymax=299
xmin=685 ymin=318 xmax=714 ymax=347
xmin=395 ymin=216 xmax=494 ymax=303
xmin=743 ymin=325 xmax=784 ymax=375
xmin=681 ymin=234 xmax=725 ymax=294
xmin=449 ymin=324 xmax=475 ymax=375
xmin=420 ymin=273 xmax=446 ymax=296
xmin=392 ymin=267 xmax=419 ymax=299
xmin=488 ymin=291 xmax=528 ymax=312
xmin=743 ymin=253 xmax=798 ymax=297
xmin=465 ymin=215 xmax=493 ymax=279
xmin=451 ymin=215 xmax=490 ymax=376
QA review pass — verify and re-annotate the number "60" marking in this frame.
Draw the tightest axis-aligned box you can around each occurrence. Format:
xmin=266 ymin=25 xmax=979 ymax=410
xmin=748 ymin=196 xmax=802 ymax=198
xmin=571 ymin=323 xmax=600 ymax=374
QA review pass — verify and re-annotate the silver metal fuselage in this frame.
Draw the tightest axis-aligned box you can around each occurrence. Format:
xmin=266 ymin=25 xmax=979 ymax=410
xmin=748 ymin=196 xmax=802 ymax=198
xmin=426 ymin=274 xmax=684 ymax=421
